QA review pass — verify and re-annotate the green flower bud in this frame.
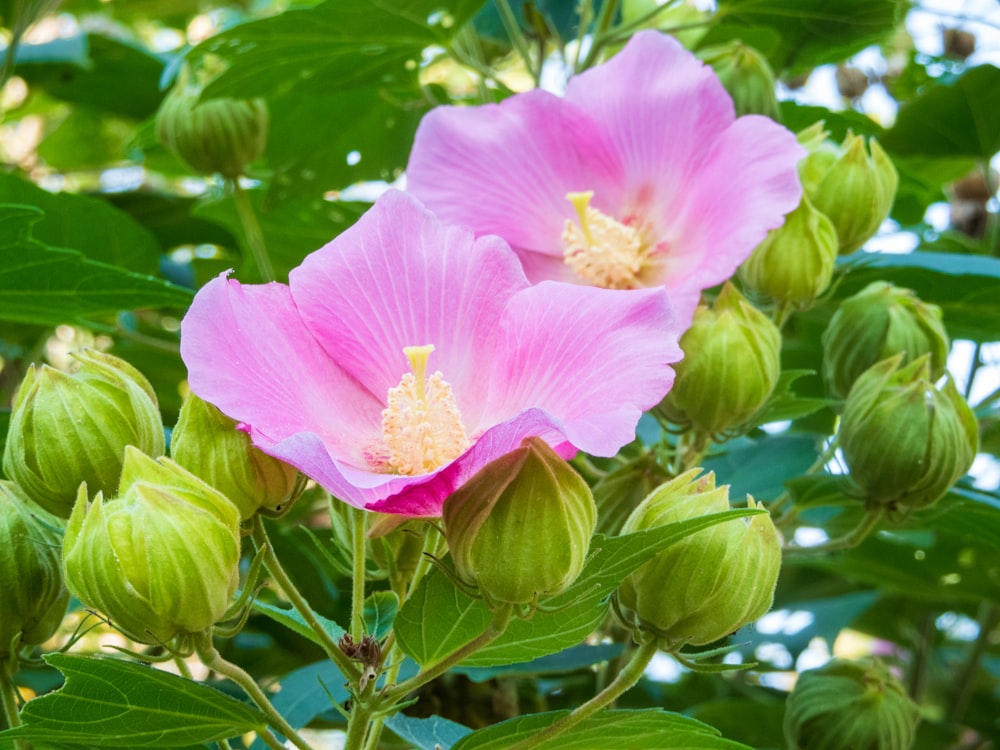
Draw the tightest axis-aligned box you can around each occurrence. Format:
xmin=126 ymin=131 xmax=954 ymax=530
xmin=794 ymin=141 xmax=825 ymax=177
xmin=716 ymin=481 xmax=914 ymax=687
xmin=739 ymin=195 xmax=838 ymax=307
xmin=840 ymin=354 xmax=978 ymax=512
xmin=62 ymin=447 xmax=241 ymax=644
xmin=699 ymin=41 xmax=779 ymax=119
xmin=443 ymin=437 xmax=596 ymax=606
xmin=156 ymin=68 xmax=268 ymax=179
xmin=800 ymin=129 xmax=898 ymax=254
xmin=616 ymin=469 xmax=781 ymax=649
xmin=822 ymin=282 xmax=949 ymax=400
xmin=784 ymin=659 xmax=921 ymax=750
xmin=3 ymin=350 xmax=165 ymax=518
xmin=0 ymin=482 xmax=68 ymax=659
xmin=659 ymin=283 xmax=781 ymax=436
xmin=171 ymin=393 xmax=300 ymax=520
xmin=593 ymin=453 xmax=670 ymax=537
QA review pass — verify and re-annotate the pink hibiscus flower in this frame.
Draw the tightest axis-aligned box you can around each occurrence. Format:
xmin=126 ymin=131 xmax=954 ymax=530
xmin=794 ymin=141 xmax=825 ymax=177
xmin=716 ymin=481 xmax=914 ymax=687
xmin=407 ymin=30 xmax=805 ymax=327
xmin=180 ymin=191 xmax=681 ymax=516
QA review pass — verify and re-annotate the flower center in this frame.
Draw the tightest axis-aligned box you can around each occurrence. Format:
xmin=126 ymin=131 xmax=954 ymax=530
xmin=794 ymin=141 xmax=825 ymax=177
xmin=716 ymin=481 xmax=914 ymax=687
xmin=371 ymin=344 xmax=471 ymax=476
xmin=561 ymin=191 xmax=645 ymax=289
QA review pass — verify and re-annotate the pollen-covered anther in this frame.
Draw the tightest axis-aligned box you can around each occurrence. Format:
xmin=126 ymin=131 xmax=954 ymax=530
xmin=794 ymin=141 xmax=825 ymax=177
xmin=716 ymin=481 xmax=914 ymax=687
xmin=562 ymin=190 xmax=645 ymax=289
xmin=372 ymin=345 xmax=471 ymax=476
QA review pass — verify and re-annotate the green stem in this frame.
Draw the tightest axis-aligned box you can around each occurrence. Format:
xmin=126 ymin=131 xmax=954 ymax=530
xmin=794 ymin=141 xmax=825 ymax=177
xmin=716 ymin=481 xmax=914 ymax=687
xmin=495 ymin=0 xmax=540 ymax=85
xmin=342 ymin=686 xmax=374 ymax=750
xmin=350 ymin=506 xmax=367 ymax=641
xmin=193 ymin=632 xmax=312 ymax=750
xmin=508 ymin=638 xmax=659 ymax=750
xmin=0 ymin=661 xmax=26 ymax=750
xmin=782 ymin=507 xmax=883 ymax=557
xmin=949 ymin=603 xmax=1000 ymax=723
xmin=964 ymin=342 xmax=982 ymax=402
xmin=379 ymin=604 xmax=514 ymax=706
xmin=230 ymin=178 xmax=275 ymax=283
xmin=251 ymin=518 xmax=360 ymax=680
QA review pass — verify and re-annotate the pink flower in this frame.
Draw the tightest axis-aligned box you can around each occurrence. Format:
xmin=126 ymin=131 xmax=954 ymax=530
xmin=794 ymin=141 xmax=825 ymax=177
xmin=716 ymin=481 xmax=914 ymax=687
xmin=407 ymin=31 xmax=805 ymax=327
xmin=180 ymin=191 xmax=681 ymax=516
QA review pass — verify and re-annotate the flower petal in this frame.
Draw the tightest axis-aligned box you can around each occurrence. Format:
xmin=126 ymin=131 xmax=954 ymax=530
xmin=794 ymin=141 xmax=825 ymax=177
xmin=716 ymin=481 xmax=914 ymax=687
xmin=407 ymin=90 xmax=620 ymax=257
xmin=180 ymin=274 xmax=383 ymax=466
xmin=289 ymin=191 xmax=527 ymax=427
xmin=482 ymin=282 xmax=681 ymax=456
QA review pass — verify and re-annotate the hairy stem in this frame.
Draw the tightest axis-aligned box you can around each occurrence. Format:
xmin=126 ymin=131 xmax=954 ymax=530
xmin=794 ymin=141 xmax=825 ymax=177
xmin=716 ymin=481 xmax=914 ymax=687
xmin=230 ymin=178 xmax=275 ymax=283
xmin=508 ymin=638 xmax=658 ymax=749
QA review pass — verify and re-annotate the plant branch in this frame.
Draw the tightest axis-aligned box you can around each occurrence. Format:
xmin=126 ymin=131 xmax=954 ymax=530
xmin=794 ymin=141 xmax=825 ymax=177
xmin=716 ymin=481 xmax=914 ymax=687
xmin=783 ymin=507 xmax=883 ymax=557
xmin=0 ymin=660 xmax=25 ymax=749
xmin=949 ymin=603 xmax=1000 ymax=723
xmin=495 ymin=0 xmax=540 ymax=85
xmin=230 ymin=178 xmax=275 ymax=283
xmin=350 ymin=506 xmax=367 ymax=641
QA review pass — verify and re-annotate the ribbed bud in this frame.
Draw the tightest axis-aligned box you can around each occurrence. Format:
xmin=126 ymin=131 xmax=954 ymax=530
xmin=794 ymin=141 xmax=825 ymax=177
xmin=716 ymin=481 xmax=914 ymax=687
xmin=156 ymin=69 xmax=268 ymax=179
xmin=0 ymin=482 xmax=68 ymax=659
xmin=840 ymin=354 xmax=978 ymax=512
xmin=800 ymin=129 xmax=898 ymax=254
xmin=616 ymin=469 xmax=781 ymax=649
xmin=443 ymin=437 xmax=596 ymax=606
xmin=62 ymin=447 xmax=241 ymax=644
xmin=3 ymin=350 xmax=165 ymax=518
xmin=699 ymin=41 xmax=779 ymax=119
xmin=822 ymin=282 xmax=949 ymax=400
xmin=659 ymin=283 xmax=781 ymax=435
xmin=739 ymin=195 xmax=838 ymax=307
xmin=171 ymin=393 xmax=300 ymax=520
xmin=784 ymin=659 xmax=921 ymax=750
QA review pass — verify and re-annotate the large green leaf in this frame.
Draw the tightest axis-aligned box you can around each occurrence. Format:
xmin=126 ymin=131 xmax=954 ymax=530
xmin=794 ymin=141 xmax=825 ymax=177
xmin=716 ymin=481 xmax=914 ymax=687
xmin=395 ymin=508 xmax=765 ymax=668
xmin=834 ymin=251 xmax=1000 ymax=343
xmin=0 ymin=205 xmax=192 ymax=326
xmin=385 ymin=714 xmax=473 ymax=750
xmin=0 ymin=653 xmax=267 ymax=747
xmin=881 ymin=64 xmax=1000 ymax=161
xmin=711 ymin=0 xmax=904 ymax=74
xmin=0 ymin=173 xmax=161 ymax=273
xmin=452 ymin=709 xmax=753 ymax=749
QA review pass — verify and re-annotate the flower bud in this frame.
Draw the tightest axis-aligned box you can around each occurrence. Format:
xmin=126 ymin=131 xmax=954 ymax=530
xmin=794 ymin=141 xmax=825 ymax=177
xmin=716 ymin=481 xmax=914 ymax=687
xmin=62 ymin=447 xmax=241 ymax=644
xmin=784 ymin=659 xmax=921 ymax=750
xmin=822 ymin=282 xmax=949 ymax=400
xmin=3 ymin=350 xmax=165 ymax=518
xmin=171 ymin=393 xmax=300 ymax=520
xmin=443 ymin=437 xmax=596 ymax=606
xmin=0 ymin=482 xmax=68 ymax=659
xmin=840 ymin=354 xmax=978 ymax=512
xmin=739 ymin=195 xmax=838 ymax=307
xmin=616 ymin=470 xmax=781 ymax=649
xmin=156 ymin=68 xmax=268 ymax=179
xmin=800 ymin=129 xmax=898 ymax=254
xmin=699 ymin=41 xmax=779 ymax=119
xmin=659 ymin=283 xmax=781 ymax=436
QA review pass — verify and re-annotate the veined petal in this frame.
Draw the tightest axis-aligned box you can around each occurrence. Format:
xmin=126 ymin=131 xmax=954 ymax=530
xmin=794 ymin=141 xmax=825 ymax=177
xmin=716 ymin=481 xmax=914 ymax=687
xmin=180 ymin=275 xmax=384 ymax=466
xmin=407 ymin=90 xmax=620 ymax=257
xmin=289 ymin=191 xmax=527 ymax=428
xmin=483 ymin=282 xmax=681 ymax=456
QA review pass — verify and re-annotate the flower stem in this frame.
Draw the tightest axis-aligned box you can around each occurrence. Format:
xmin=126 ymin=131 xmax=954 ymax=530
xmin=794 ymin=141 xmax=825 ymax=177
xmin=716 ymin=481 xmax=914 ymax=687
xmin=251 ymin=517 xmax=360 ymax=680
xmin=949 ymin=603 xmax=1000 ymax=723
xmin=783 ymin=507 xmax=883 ymax=557
xmin=229 ymin=178 xmax=276 ymax=283
xmin=507 ymin=637 xmax=659 ymax=750
xmin=495 ymin=0 xmax=540 ymax=85
xmin=350 ymin=506 xmax=367 ymax=641
xmin=0 ymin=660 xmax=27 ymax=750
xmin=193 ymin=631 xmax=312 ymax=750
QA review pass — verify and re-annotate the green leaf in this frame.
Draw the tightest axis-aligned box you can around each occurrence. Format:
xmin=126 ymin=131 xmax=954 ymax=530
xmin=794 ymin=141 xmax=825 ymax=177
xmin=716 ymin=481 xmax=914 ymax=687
xmin=248 ymin=661 xmax=350 ymax=750
xmin=385 ymin=714 xmax=473 ymax=750
xmin=363 ymin=590 xmax=399 ymax=640
xmin=37 ymin=106 xmax=135 ymax=171
xmin=452 ymin=708 xmax=752 ymax=749
xmin=0 ymin=653 xmax=267 ymax=747
xmin=16 ymin=33 xmax=165 ymax=120
xmin=703 ymin=434 xmax=820 ymax=504
xmin=712 ymin=0 xmax=904 ymax=74
xmin=834 ymin=250 xmax=1000 ymax=343
xmin=753 ymin=369 xmax=834 ymax=424
xmin=251 ymin=600 xmax=347 ymax=649
xmin=395 ymin=508 xmax=765 ymax=667
xmin=881 ymin=65 xmax=1000 ymax=161
xmin=0 ymin=173 xmax=161 ymax=273
xmin=0 ymin=205 xmax=192 ymax=326
xmin=455 ymin=642 xmax=623 ymax=682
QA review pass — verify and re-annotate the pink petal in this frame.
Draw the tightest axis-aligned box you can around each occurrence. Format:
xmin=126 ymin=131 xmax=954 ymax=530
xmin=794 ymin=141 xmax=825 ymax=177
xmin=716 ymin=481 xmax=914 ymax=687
xmin=482 ymin=282 xmax=681 ymax=456
xmin=407 ymin=90 xmax=620 ymax=257
xmin=289 ymin=191 xmax=528 ymax=428
xmin=180 ymin=275 xmax=384 ymax=466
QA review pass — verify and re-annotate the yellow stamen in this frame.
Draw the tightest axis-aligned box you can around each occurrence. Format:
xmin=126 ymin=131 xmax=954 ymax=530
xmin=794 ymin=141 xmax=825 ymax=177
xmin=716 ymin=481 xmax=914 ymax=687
xmin=366 ymin=345 xmax=471 ymax=476
xmin=562 ymin=191 xmax=646 ymax=290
